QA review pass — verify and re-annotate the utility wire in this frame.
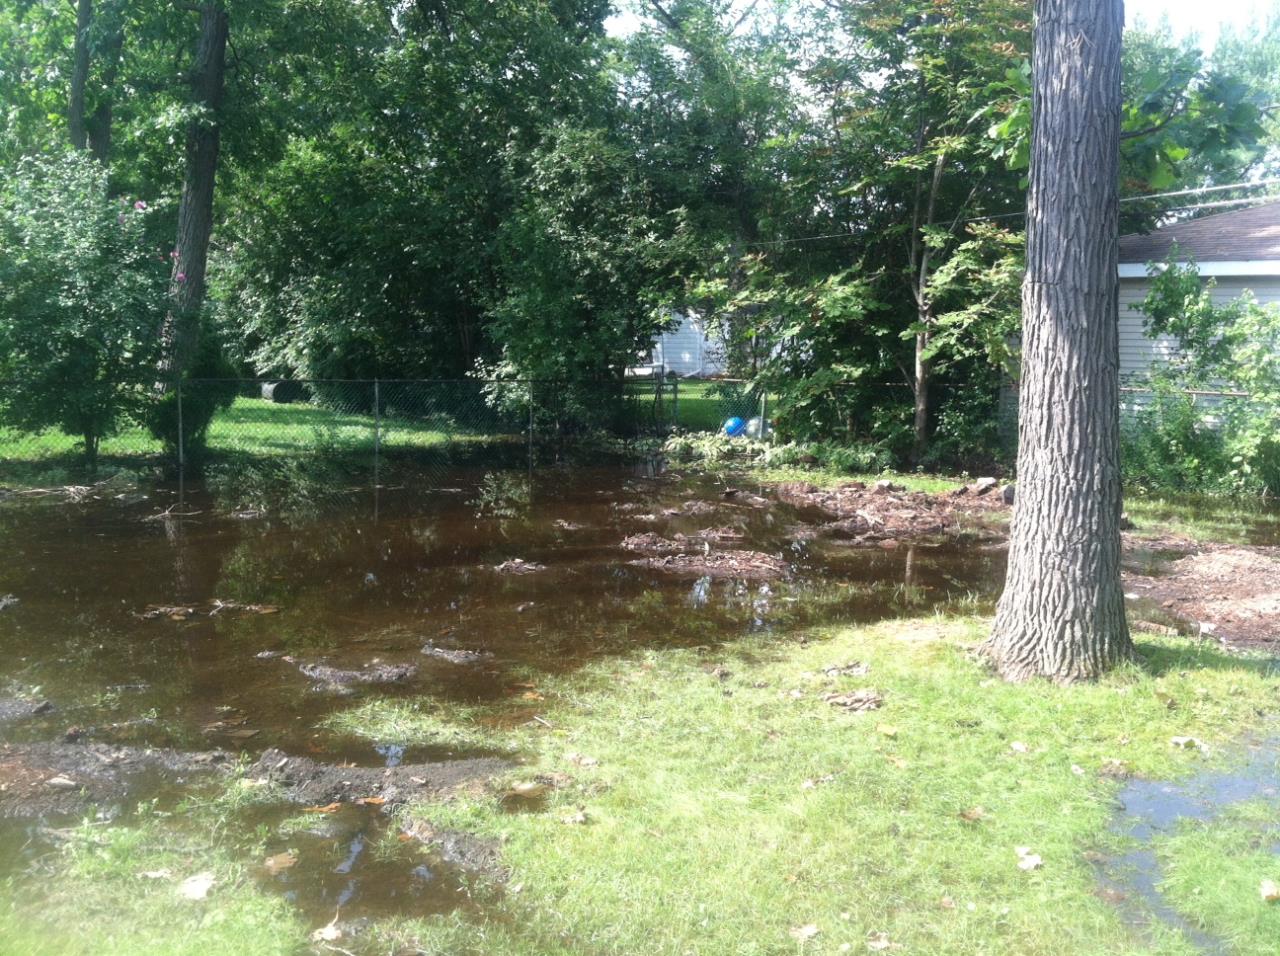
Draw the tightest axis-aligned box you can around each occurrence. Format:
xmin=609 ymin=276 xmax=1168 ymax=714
xmin=736 ymin=177 xmax=1280 ymax=251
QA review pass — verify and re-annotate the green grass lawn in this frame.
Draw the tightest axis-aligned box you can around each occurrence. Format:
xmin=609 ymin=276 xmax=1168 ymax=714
xmin=5 ymin=616 xmax=1278 ymax=955
xmin=0 ymin=397 xmax=471 ymax=487
xmin=673 ymin=378 xmax=772 ymax=432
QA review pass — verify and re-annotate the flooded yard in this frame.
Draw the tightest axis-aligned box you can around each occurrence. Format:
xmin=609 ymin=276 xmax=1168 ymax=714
xmin=3 ymin=459 xmax=1279 ymax=952
xmin=0 ymin=461 xmax=1006 ymax=923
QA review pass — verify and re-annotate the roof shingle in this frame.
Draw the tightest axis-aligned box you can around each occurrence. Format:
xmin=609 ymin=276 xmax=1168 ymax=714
xmin=1118 ymin=201 xmax=1280 ymax=264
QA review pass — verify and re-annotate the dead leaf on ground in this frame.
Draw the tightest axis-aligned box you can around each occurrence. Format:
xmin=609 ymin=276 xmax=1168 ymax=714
xmin=1099 ymin=758 xmax=1130 ymax=778
xmin=1170 ymin=735 xmax=1205 ymax=751
xmin=823 ymin=661 xmax=870 ymax=678
xmin=1015 ymin=846 xmax=1043 ymax=871
xmin=875 ymin=723 xmax=898 ymax=737
xmin=564 ymin=752 xmax=599 ymax=767
xmin=1009 ymin=741 xmax=1029 ymax=754
xmin=303 ymin=802 xmax=342 ymax=814
xmin=959 ymin=806 xmax=986 ymax=823
xmin=561 ymin=808 xmax=589 ymax=825
xmin=263 ymin=852 xmax=297 ymax=875
xmin=311 ymin=920 xmax=342 ymax=942
xmin=1261 ymin=879 xmax=1280 ymax=902
xmin=177 ymin=872 xmax=216 ymax=900
xmin=138 ymin=869 xmax=172 ymax=880
xmin=822 ymin=688 xmax=883 ymax=712
xmin=789 ymin=924 xmax=820 ymax=943
xmin=866 ymin=931 xmax=893 ymax=951
xmin=801 ymin=774 xmax=836 ymax=790
xmin=505 ymin=781 xmax=550 ymax=799
xmin=884 ymin=754 xmax=909 ymax=769
xmin=354 ymin=796 xmax=386 ymax=806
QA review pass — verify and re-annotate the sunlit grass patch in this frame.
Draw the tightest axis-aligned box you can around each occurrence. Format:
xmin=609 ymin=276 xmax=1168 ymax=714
xmin=385 ymin=618 xmax=1280 ymax=956
xmin=1155 ymin=799 xmax=1280 ymax=956
xmin=322 ymin=698 xmax=505 ymax=751
xmin=0 ymin=808 xmax=302 ymax=956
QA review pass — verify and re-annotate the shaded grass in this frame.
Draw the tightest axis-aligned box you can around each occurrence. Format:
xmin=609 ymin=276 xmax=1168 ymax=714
xmin=1124 ymin=493 xmax=1280 ymax=545
xmin=0 ymin=397 xmax=511 ymax=490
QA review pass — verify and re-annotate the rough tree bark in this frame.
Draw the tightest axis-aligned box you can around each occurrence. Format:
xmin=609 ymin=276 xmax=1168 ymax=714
xmin=86 ymin=25 xmax=124 ymax=163
xmin=68 ymin=0 xmax=123 ymax=162
xmin=68 ymin=0 xmax=93 ymax=149
xmin=984 ymin=0 xmax=1133 ymax=682
xmin=156 ymin=1 xmax=228 ymax=386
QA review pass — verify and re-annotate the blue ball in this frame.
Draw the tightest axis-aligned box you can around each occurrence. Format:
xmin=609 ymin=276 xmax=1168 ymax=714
xmin=723 ymin=416 xmax=746 ymax=436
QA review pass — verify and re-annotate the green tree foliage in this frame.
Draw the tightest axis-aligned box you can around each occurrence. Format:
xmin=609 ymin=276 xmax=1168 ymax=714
xmin=0 ymin=153 xmax=168 ymax=464
xmin=1 ymin=0 xmax=1278 ymax=475
xmin=1127 ymin=257 xmax=1280 ymax=494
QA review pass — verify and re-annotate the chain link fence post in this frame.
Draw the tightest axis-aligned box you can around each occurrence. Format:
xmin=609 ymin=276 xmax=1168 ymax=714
xmin=176 ymin=378 xmax=185 ymax=479
xmin=527 ymin=380 xmax=535 ymax=471
xmin=373 ymin=378 xmax=381 ymax=487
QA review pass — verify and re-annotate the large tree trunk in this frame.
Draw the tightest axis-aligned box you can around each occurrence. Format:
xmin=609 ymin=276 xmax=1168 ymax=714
xmin=912 ymin=323 xmax=930 ymax=461
xmin=69 ymin=0 xmax=93 ymax=149
xmin=984 ymin=0 xmax=1132 ymax=682
xmin=157 ymin=1 xmax=228 ymax=386
xmin=86 ymin=25 xmax=124 ymax=163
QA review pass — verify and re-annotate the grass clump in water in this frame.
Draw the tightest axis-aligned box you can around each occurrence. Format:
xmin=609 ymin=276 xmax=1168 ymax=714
xmin=323 ymin=697 xmax=503 ymax=751
xmin=1155 ymin=799 xmax=1280 ymax=955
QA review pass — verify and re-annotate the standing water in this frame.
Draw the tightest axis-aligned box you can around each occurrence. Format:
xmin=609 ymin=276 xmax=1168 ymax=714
xmin=0 ymin=460 xmax=1005 ymax=922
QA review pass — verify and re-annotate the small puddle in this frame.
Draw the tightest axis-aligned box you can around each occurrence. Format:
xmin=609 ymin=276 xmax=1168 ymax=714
xmin=243 ymin=803 xmax=478 ymax=924
xmin=1097 ymin=737 xmax=1280 ymax=952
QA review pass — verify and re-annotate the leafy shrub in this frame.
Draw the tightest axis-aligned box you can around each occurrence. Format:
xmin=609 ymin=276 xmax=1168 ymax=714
xmin=146 ymin=332 xmax=238 ymax=467
xmin=0 ymin=153 xmax=168 ymax=465
xmin=1128 ymin=258 xmax=1280 ymax=495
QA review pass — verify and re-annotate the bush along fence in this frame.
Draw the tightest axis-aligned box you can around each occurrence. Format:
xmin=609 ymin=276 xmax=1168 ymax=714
xmin=0 ymin=376 xmax=778 ymax=481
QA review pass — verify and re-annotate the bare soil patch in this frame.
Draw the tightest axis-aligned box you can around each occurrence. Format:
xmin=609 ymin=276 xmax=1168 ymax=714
xmin=771 ymin=480 xmax=1007 ymax=542
xmin=0 ymin=742 xmax=230 ymax=818
xmin=247 ymin=747 xmax=508 ymax=807
xmin=1125 ymin=545 xmax=1280 ymax=650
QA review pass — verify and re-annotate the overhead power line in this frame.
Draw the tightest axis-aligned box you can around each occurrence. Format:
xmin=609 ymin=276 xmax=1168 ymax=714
xmin=739 ymin=177 xmax=1280 ymax=251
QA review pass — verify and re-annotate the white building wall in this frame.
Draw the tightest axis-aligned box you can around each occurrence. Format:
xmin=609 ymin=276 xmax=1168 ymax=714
xmin=1117 ymin=274 xmax=1280 ymax=413
xmin=651 ymin=313 xmax=727 ymax=377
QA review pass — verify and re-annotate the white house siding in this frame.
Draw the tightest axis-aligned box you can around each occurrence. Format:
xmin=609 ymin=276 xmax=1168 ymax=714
xmin=651 ymin=313 xmax=727 ymax=377
xmin=1116 ymin=274 xmax=1280 ymax=415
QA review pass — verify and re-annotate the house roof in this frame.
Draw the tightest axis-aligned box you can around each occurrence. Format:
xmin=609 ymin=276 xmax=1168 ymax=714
xmin=1118 ymin=201 xmax=1280 ymax=264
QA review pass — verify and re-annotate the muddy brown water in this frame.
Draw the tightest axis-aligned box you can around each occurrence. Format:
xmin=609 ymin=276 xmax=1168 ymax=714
xmin=0 ymin=461 xmax=1005 ymax=927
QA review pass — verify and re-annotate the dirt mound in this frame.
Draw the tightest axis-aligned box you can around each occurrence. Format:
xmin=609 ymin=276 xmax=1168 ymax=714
xmin=629 ymin=550 xmax=788 ymax=579
xmin=621 ymin=527 xmax=747 ymax=555
xmin=771 ymin=480 xmax=1006 ymax=542
xmin=0 ymin=742 xmax=230 ymax=819
xmin=401 ymin=820 xmax=507 ymax=880
xmin=247 ymin=747 xmax=508 ymax=807
xmin=1127 ymin=546 xmax=1280 ymax=649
